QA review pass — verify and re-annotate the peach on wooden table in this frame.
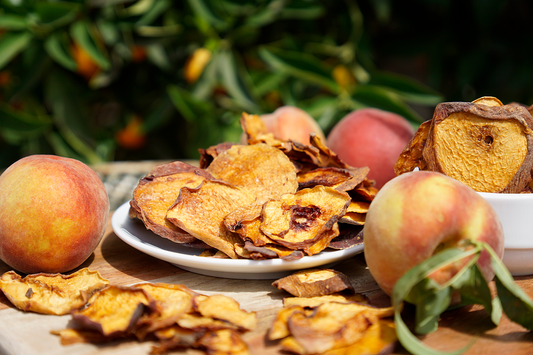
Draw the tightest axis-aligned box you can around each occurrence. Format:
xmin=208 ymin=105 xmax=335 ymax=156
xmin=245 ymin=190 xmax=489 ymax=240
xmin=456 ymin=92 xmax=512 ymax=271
xmin=0 ymin=155 xmax=110 ymax=274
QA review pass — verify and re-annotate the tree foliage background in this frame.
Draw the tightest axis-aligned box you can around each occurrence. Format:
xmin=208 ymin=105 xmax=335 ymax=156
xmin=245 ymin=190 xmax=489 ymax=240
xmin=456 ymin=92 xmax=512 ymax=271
xmin=0 ymin=0 xmax=531 ymax=169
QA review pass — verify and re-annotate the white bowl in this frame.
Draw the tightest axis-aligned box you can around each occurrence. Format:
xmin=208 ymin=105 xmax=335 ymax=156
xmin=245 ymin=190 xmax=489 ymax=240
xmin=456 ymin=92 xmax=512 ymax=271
xmin=478 ymin=192 xmax=533 ymax=276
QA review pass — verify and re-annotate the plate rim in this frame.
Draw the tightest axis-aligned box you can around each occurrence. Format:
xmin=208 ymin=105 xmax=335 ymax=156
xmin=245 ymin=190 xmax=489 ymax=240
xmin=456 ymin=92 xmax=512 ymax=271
xmin=111 ymin=201 xmax=364 ymax=275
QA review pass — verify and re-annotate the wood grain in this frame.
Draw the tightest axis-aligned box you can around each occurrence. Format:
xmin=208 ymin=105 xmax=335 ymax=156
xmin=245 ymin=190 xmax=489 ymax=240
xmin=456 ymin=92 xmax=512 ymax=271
xmin=1 ymin=218 xmax=533 ymax=354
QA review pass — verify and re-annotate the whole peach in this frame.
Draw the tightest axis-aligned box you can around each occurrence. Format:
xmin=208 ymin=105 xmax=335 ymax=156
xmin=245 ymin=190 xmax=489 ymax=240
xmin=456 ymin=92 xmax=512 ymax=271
xmin=0 ymin=155 xmax=110 ymax=274
xmin=260 ymin=106 xmax=326 ymax=145
xmin=326 ymin=108 xmax=415 ymax=188
xmin=364 ymin=171 xmax=504 ymax=296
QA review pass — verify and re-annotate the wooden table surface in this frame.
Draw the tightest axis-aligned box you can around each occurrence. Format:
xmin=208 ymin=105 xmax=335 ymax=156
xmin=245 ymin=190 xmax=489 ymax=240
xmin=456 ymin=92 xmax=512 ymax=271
xmin=1 ymin=161 xmax=533 ymax=355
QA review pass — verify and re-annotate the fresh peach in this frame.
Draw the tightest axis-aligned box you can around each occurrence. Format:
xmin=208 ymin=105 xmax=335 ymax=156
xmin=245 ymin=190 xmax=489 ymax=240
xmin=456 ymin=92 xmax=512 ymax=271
xmin=260 ymin=106 xmax=326 ymax=145
xmin=326 ymin=108 xmax=415 ymax=188
xmin=0 ymin=155 xmax=110 ymax=274
xmin=364 ymin=171 xmax=504 ymax=296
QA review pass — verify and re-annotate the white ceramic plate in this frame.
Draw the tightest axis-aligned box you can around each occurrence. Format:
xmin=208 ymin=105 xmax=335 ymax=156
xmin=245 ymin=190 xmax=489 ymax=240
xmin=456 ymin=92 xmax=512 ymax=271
xmin=111 ymin=201 xmax=364 ymax=279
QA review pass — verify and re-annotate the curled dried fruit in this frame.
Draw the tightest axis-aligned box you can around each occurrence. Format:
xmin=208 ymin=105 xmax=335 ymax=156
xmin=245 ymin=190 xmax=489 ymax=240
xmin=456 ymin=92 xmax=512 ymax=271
xmin=282 ymin=293 xmax=369 ymax=308
xmin=195 ymin=294 xmax=257 ymax=331
xmin=395 ymin=97 xmax=533 ymax=193
xmin=130 ymin=161 xmax=213 ymax=246
xmin=260 ymin=185 xmax=351 ymax=254
xmin=71 ymin=285 xmax=158 ymax=337
xmin=272 ymin=268 xmax=354 ymax=297
xmin=166 ymin=180 xmax=256 ymax=259
xmin=0 ymin=268 xmax=109 ymax=315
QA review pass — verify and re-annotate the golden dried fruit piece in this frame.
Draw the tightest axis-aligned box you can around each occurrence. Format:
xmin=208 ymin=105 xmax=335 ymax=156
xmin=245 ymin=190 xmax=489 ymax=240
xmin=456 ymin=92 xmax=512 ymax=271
xmin=177 ymin=313 xmax=239 ymax=331
xmin=260 ymin=185 xmax=351 ymax=254
xmin=150 ymin=325 xmax=202 ymax=355
xmin=198 ymin=329 xmax=251 ymax=355
xmin=269 ymin=306 xmax=313 ymax=340
xmin=339 ymin=201 xmax=369 ymax=226
xmin=272 ymin=268 xmax=354 ymax=297
xmin=199 ymin=142 xmax=237 ymax=169
xmin=71 ymin=285 xmax=158 ymax=337
xmin=195 ymin=294 xmax=257 ymax=331
xmin=396 ymin=97 xmax=533 ymax=193
xmin=206 ymin=143 xmax=298 ymax=202
xmin=0 ymin=268 xmax=109 ymax=315
xmin=297 ymin=167 xmax=353 ymax=189
xmin=133 ymin=283 xmax=196 ymax=339
xmin=350 ymin=179 xmax=379 ymax=202
xmin=283 ymin=293 xmax=369 ymax=308
xmin=327 ymin=225 xmax=364 ymax=250
xmin=50 ymin=328 xmax=110 ymax=345
xmin=394 ymin=120 xmax=431 ymax=175
xmin=286 ymin=302 xmax=394 ymax=354
xmin=130 ymin=161 xmax=213 ymax=246
xmin=240 ymin=112 xmax=278 ymax=145
xmin=322 ymin=320 xmax=397 ymax=355
xmin=166 ymin=180 xmax=256 ymax=259
xmin=224 ymin=203 xmax=272 ymax=247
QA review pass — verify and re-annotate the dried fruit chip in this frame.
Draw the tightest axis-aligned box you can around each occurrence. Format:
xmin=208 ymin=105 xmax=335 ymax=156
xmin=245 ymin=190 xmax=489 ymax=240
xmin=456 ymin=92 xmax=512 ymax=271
xmin=166 ymin=180 xmax=256 ymax=259
xmin=195 ymin=294 xmax=257 ymax=331
xmin=260 ymin=185 xmax=351 ymax=254
xmin=339 ymin=201 xmax=369 ymax=226
xmin=224 ymin=203 xmax=272 ymax=247
xmin=206 ymin=143 xmax=298 ymax=202
xmin=50 ymin=328 xmax=110 ymax=345
xmin=394 ymin=120 xmax=431 ymax=175
xmin=0 ymin=268 xmax=110 ymax=315
xmin=198 ymin=329 xmax=251 ymax=355
xmin=133 ymin=283 xmax=196 ymax=339
xmin=150 ymin=325 xmax=202 ymax=355
xmin=283 ymin=293 xmax=369 ymax=308
xmin=327 ymin=225 xmax=364 ymax=250
xmin=272 ymin=268 xmax=354 ymax=297
xmin=177 ymin=313 xmax=239 ymax=331
xmin=269 ymin=306 xmax=313 ymax=340
xmin=199 ymin=142 xmax=238 ymax=169
xmin=297 ymin=167 xmax=353 ymax=190
xmin=351 ymin=179 xmax=378 ymax=202
xmin=309 ymin=133 xmax=350 ymax=169
xmin=396 ymin=97 xmax=533 ymax=193
xmin=332 ymin=167 xmax=370 ymax=193
xmin=71 ymin=285 xmax=158 ymax=337
xmin=322 ymin=320 xmax=397 ymax=355
xmin=130 ymin=161 xmax=213 ymax=246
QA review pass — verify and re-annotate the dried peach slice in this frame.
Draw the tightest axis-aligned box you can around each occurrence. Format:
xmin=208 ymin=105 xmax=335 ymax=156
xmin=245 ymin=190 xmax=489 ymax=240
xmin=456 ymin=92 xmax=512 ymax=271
xmin=166 ymin=180 xmax=256 ymax=259
xmin=272 ymin=268 xmax=354 ymax=297
xmin=198 ymin=329 xmax=251 ymax=355
xmin=0 ymin=268 xmax=109 ymax=315
xmin=283 ymin=293 xmax=369 ymax=308
xmin=195 ymin=294 xmax=257 ymax=331
xmin=206 ymin=143 xmax=298 ymax=202
xmin=260 ymin=185 xmax=351 ymax=253
xmin=130 ymin=161 xmax=212 ymax=246
xmin=71 ymin=285 xmax=158 ymax=337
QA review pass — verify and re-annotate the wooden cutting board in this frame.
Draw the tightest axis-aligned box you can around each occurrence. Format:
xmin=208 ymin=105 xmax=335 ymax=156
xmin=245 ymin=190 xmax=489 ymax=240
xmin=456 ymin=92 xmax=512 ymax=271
xmin=1 ymin=217 xmax=533 ymax=355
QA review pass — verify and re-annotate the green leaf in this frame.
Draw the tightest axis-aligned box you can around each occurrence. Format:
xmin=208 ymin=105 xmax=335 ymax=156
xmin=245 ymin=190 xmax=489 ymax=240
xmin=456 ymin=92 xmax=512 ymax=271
xmin=351 ymin=84 xmax=424 ymax=123
xmin=135 ymin=0 xmax=171 ymax=27
xmin=216 ymin=50 xmax=259 ymax=112
xmin=44 ymin=33 xmax=77 ymax=71
xmin=0 ymin=104 xmax=51 ymax=133
xmin=0 ymin=14 xmax=27 ymax=30
xmin=259 ymin=47 xmax=339 ymax=93
xmin=186 ymin=0 xmax=228 ymax=30
xmin=34 ymin=1 xmax=80 ymax=27
xmin=408 ymin=278 xmax=452 ymax=334
xmin=486 ymin=243 xmax=533 ymax=330
xmin=167 ymin=84 xmax=214 ymax=123
xmin=456 ymin=263 xmax=501 ymax=326
xmin=0 ymin=31 xmax=33 ymax=70
xmin=70 ymin=20 xmax=110 ymax=70
xmin=368 ymin=71 xmax=444 ymax=105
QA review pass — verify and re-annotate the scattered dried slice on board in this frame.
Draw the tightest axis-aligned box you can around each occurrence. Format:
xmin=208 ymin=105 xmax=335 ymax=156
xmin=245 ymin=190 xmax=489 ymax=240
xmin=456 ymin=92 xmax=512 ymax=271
xmin=198 ymin=329 xmax=251 ymax=355
xmin=177 ymin=313 xmax=239 ymax=331
xmin=272 ymin=268 xmax=354 ymax=297
xmin=133 ymin=283 xmax=196 ymax=339
xmin=71 ymin=285 xmax=158 ymax=338
xmin=395 ymin=96 xmax=533 ymax=193
xmin=130 ymin=161 xmax=213 ymax=246
xmin=166 ymin=180 xmax=256 ymax=259
xmin=194 ymin=294 xmax=257 ymax=331
xmin=283 ymin=293 xmax=369 ymax=308
xmin=0 ymin=268 xmax=109 ymax=315
xmin=260 ymin=185 xmax=351 ymax=254
xmin=50 ymin=328 xmax=110 ymax=345
xmin=272 ymin=299 xmax=396 ymax=355
xmin=206 ymin=143 xmax=298 ymax=202
xmin=150 ymin=325 xmax=202 ymax=355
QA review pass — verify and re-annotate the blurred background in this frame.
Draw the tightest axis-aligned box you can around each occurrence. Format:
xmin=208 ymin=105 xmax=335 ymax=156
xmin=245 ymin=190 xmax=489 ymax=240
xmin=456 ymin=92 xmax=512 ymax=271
xmin=1 ymin=0 xmax=532 ymax=171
